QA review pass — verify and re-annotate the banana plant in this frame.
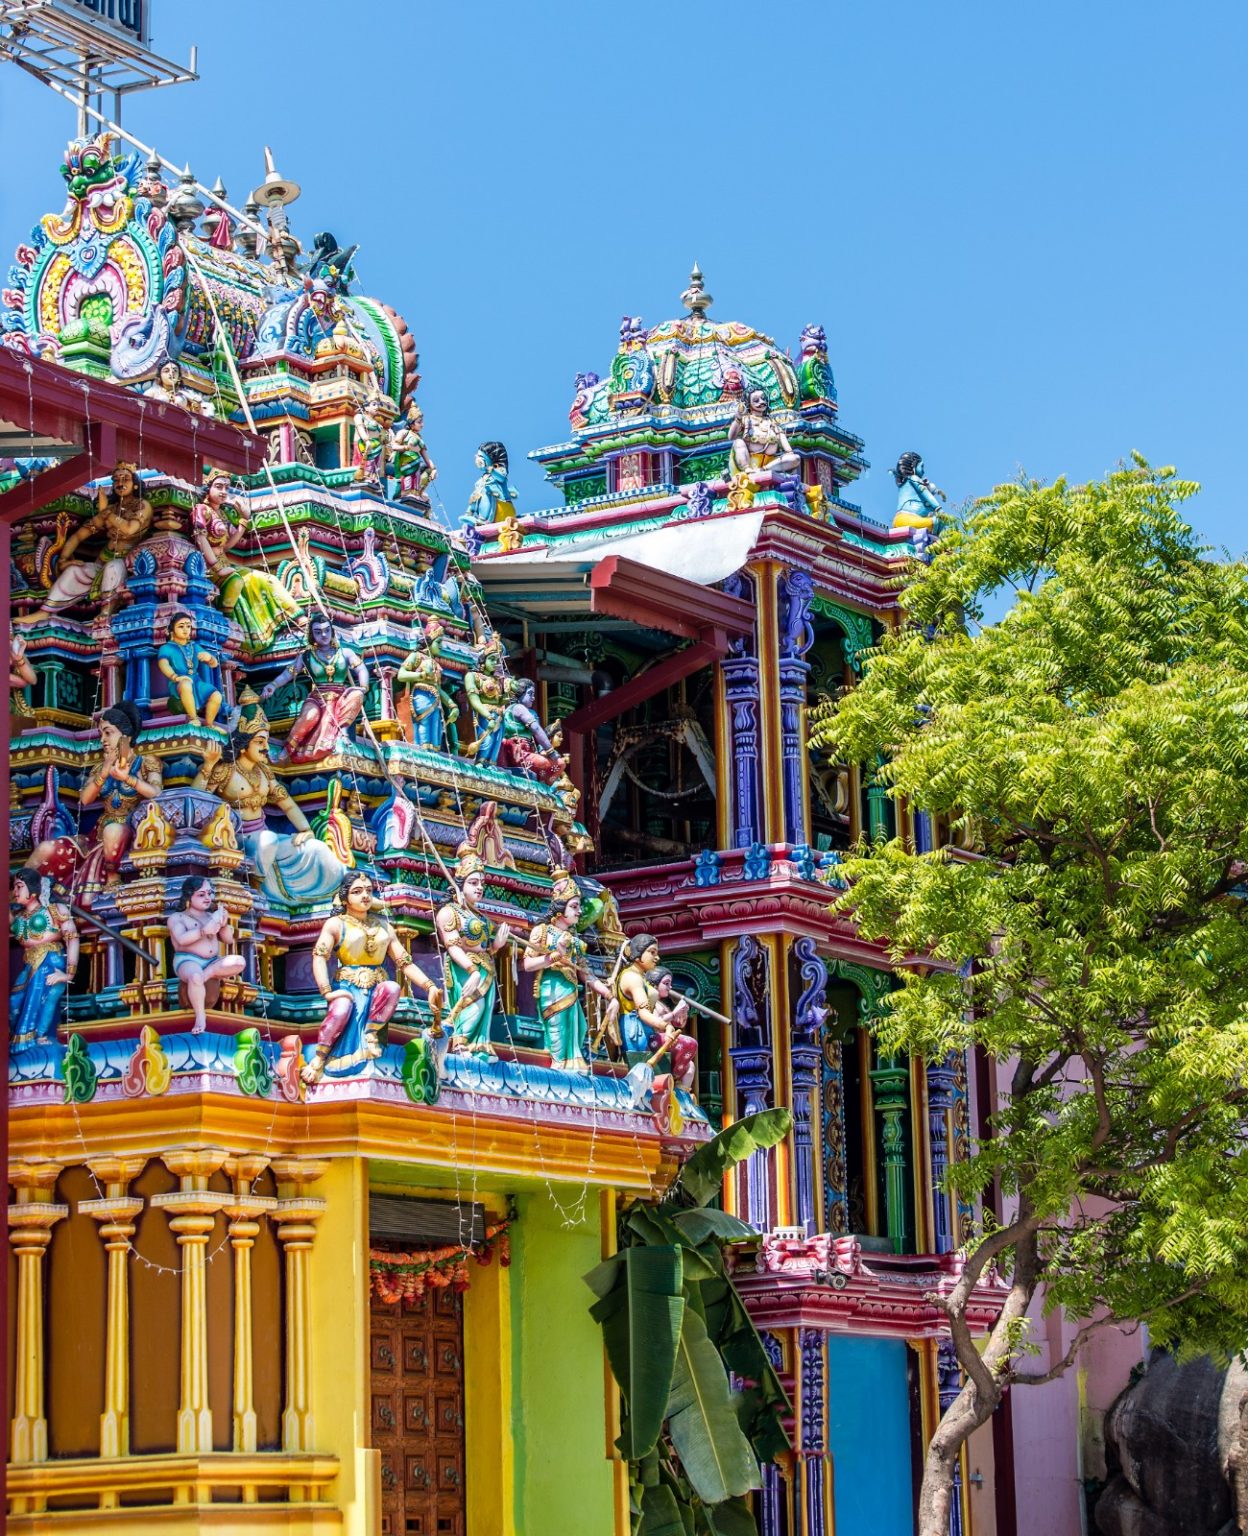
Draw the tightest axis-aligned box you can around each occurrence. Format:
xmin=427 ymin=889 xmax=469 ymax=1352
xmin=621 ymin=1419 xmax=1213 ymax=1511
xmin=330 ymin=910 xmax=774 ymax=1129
xmin=585 ymin=1108 xmax=794 ymax=1535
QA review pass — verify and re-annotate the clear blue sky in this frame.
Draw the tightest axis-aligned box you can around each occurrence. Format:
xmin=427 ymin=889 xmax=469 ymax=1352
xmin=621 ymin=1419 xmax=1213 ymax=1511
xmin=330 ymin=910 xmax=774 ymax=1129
xmin=2 ymin=1 xmax=1243 ymax=547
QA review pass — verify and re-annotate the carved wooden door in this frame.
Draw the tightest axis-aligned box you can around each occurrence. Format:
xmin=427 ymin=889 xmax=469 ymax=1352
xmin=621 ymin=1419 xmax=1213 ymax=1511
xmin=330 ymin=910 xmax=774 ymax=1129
xmin=371 ymin=1287 xmax=467 ymax=1536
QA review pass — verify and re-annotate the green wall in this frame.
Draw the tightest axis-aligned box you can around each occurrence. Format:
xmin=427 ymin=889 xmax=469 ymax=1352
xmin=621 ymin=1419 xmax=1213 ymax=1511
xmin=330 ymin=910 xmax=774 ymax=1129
xmin=510 ymin=1191 xmax=616 ymax=1535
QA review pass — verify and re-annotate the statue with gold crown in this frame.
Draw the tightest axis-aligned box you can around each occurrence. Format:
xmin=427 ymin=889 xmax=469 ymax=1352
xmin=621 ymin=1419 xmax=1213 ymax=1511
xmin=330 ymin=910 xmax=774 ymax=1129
xmin=523 ymin=872 xmax=618 ymax=1073
xmin=462 ymin=634 xmax=508 ymax=764
xmin=191 ymin=690 xmax=347 ymax=908
xmin=435 ymin=849 xmax=511 ymax=1055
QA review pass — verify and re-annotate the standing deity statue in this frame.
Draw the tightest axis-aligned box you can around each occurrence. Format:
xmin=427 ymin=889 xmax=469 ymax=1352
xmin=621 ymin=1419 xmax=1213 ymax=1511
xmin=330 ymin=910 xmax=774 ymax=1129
xmin=168 ymin=875 xmax=246 ymax=1033
xmin=9 ymin=867 xmax=78 ymax=1053
xmin=498 ymin=678 xmax=563 ymax=784
xmin=156 ymin=610 xmax=225 ymax=728
xmin=351 ymin=393 xmax=396 ymax=487
xmin=891 ymin=452 xmax=945 ymax=531
xmin=524 ymin=875 xmax=616 ymax=1073
xmin=260 ymin=612 xmax=368 ymax=765
xmin=389 ymin=401 xmax=438 ymax=500
xmin=462 ymin=636 xmax=507 ymax=764
xmin=303 ymin=871 xmax=442 ymax=1084
xmin=30 ymin=701 xmax=162 ymax=903
xmin=396 ymin=617 xmax=460 ymax=750
xmin=649 ymin=969 xmax=697 ymax=1092
xmin=728 ymin=389 xmax=799 ymax=478
xmin=435 ymin=851 xmax=511 ymax=1055
xmin=192 ymin=711 xmax=346 ymax=907
xmin=463 ymin=441 xmax=518 ymax=529
xmin=191 ymin=470 xmax=302 ymax=651
xmin=22 ymin=462 xmax=153 ymax=623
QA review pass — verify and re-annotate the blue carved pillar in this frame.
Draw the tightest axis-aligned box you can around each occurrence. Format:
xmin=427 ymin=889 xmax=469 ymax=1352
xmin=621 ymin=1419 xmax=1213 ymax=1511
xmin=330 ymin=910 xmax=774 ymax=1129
xmin=722 ymin=569 xmax=763 ymax=849
xmin=791 ymin=937 xmax=829 ymax=1232
xmin=937 ymin=1339 xmax=966 ymax=1536
xmin=759 ymin=1331 xmax=787 ymax=1536
xmin=798 ymin=1329 xmax=828 ymax=1536
xmin=728 ymin=934 xmax=774 ymax=1230
xmin=778 ymin=569 xmax=815 ymax=847
xmin=820 ymin=1034 xmax=850 ymax=1234
xmin=927 ymin=1054 xmax=958 ymax=1255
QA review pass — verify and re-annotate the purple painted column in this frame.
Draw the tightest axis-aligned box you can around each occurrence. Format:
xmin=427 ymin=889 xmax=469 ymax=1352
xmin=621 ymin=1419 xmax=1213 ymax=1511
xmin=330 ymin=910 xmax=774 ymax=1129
xmin=722 ymin=572 xmax=763 ymax=847
xmin=778 ymin=569 xmax=815 ymax=847
xmin=927 ymin=1054 xmax=958 ymax=1256
xmin=791 ymin=937 xmax=830 ymax=1232
xmin=729 ymin=935 xmax=774 ymax=1230
xmin=799 ymin=1328 xmax=827 ymax=1535
xmin=937 ymin=1338 xmax=966 ymax=1536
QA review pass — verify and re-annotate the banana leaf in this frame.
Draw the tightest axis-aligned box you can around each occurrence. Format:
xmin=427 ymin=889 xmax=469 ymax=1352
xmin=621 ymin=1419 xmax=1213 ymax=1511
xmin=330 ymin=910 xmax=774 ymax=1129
xmin=703 ymin=1496 xmax=759 ymax=1536
xmin=639 ymin=1483 xmax=688 ymax=1536
xmin=670 ymin=1208 xmax=757 ymax=1245
xmin=675 ymin=1110 xmax=794 ymax=1208
xmin=665 ymin=1307 xmax=761 ymax=1503
xmin=588 ymin=1244 xmax=685 ymax=1460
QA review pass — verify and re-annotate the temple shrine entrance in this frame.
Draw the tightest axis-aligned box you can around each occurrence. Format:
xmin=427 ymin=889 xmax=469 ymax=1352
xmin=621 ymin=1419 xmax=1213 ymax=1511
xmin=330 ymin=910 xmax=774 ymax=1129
xmin=370 ymin=1287 xmax=467 ymax=1536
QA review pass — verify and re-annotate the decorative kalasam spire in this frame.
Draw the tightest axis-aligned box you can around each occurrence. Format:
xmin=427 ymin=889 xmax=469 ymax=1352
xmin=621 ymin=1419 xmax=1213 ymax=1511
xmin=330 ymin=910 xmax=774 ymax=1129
xmin=167 ymin=166 xmax=205 ymax=234
xmin=680 ymin=261 xmax=713 ymax=319
xmin=251 ymin=145 xmax=301 ymax=209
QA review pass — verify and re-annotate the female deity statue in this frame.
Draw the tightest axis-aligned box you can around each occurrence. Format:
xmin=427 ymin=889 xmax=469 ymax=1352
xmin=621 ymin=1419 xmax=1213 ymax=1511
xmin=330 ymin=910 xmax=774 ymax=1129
xmin=435 ymin=851 xmax=511 ymax=1055
xmin=156 ymin=611 xmax=225 ymax=728
xmin=613 ymin=931 xmax=680 ymax=1063
xmin=9 ymin=867 xmax=78 ymax=1053
xmin=891 ymin=452 xmax=945 ymax=530
xmin=260 ymin=613 xmax=368 ymax=765
xmin=168 ymin=875 xmax=246 ymax=1033
xmin=30 ymin=700 xmax=162 ymax=904
xmin=650 ymin=969 xmax=697 ymax=1092
xmin=462 ymin=637 xmax=507 ymax=764
xmin=498 ymin=678 xmax=563 ymax=783
xmin=192 ymin=716 xmax=346 ymax=908
xmin=191 ymin=470 xmax=302 ymax=651
xmin=389 ymin=401 xmax=438 ymax=500
xmin=351 ymin=393 xmax=395 ymax=487
xmin=23 ymin=463 xmax=153 ymax=624
xmin=144 ymin=360 xmax=214 ymax=416
xmin=396 ymin=618 xmax=460 ymax=750
xmin=523 ymin=875 xmax=616 ymax=1073
xmin=463 ymin=441 xmax=518 ymax=529
xmin=728 ymin=389 xmax=799 ymax=478
xmin=304 ymin=871 xmax=443 ymax=1085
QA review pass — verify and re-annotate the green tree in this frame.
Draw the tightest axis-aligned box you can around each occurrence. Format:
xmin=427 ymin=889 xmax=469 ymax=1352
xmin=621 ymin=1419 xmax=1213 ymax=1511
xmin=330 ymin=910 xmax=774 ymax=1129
xmin=586 ymin=1109 xmax=793 ymax=1535
xmin=810 ymin=459 xmax=1248 ymax=1536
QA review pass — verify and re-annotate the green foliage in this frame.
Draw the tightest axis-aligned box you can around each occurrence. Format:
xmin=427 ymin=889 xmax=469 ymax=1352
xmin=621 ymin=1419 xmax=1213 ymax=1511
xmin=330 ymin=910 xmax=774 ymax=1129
xmin=586 ymin=1112 xmax=794 ymax=1536
xmin=812 ymin=457 xmax=1248 ymax=1359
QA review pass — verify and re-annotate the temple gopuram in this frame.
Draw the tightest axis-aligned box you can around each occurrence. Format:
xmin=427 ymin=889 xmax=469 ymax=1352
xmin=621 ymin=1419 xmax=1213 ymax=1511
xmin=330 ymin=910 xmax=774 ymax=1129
xmin=4 ymin=135 xmax=1006 ymax=1536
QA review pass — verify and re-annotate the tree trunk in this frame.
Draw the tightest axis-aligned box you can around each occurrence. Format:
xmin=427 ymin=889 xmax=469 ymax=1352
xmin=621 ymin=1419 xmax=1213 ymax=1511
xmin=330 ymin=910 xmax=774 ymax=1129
xmin=917 ymin=1378 xmax=1000 ymax=1536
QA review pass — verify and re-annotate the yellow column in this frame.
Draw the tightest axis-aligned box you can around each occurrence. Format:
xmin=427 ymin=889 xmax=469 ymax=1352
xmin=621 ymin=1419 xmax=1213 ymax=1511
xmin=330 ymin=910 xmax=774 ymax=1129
xmin=151 ymin=1147 xmax=229 ymax=1458
xmin=80 ymin=1156 xmax=146 ymax=1463
xmin=8 ymin=1160 xmax=66 ymax=1479
xmin=222 ymin=1155 xmax=277 ymax=1459
xmin=271 ymin=1156 xmax=329 ymax=1455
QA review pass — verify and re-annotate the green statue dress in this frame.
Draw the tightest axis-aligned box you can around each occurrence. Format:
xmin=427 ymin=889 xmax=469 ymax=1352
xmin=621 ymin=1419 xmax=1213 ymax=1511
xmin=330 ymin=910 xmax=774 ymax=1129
xmin=528 ymin=922 xmax=589 ymax=1071
xmin=439 ymin=899 xmax=498 ymax=1050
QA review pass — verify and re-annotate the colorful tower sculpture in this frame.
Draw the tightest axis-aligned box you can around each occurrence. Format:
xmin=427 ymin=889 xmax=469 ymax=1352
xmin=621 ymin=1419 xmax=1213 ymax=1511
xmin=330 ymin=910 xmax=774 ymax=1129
xmin=3 ymin=139 xmax=714 ymax=1536
xmin=474 ymin=270 xmax=1008 ymax=1536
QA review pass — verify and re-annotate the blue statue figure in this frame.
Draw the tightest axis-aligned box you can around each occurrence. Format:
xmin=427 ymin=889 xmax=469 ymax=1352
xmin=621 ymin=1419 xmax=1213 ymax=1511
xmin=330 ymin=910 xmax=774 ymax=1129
xmin=156 ymin=610 xmax=226 ymax=727
xmin=464 ymin=442 xmax=518 ymax=530
xmin=10 ymin=867 xmax=78 ymax=1052
xmin=892 ymin=451 xmax=946 ymax=531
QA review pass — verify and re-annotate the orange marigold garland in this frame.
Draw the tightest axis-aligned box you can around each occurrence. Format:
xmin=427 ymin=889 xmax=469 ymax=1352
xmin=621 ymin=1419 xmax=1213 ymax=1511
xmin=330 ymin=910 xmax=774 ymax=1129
xmin=369 ymin=1218 xmax=512 ymax=1305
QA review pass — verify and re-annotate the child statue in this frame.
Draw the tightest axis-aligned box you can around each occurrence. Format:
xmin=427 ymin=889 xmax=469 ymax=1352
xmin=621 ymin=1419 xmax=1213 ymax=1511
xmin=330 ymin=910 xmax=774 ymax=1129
xmin=156 ymin=611 xmax=225 ymax=728
xmin=168 ymin=875 xmax=246 ymax=1033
